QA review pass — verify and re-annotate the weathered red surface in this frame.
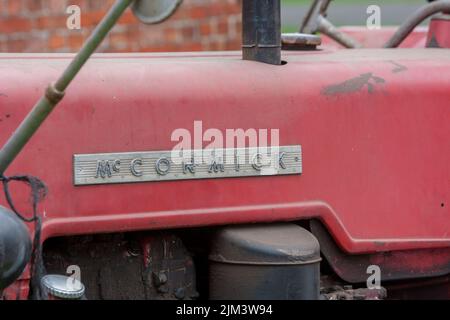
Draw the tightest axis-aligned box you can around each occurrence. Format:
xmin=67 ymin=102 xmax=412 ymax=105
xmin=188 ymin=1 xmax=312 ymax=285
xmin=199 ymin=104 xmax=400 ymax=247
xmin=427 ymin=17 xmax=450 ymax=48
xmin=0 ymin=49 xmax=449 ymax=261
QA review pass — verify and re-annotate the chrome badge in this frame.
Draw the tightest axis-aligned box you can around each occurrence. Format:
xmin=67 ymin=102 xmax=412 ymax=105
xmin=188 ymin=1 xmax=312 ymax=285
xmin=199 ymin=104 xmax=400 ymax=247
xmin=73 ymin=145 xmax=302 ymax=186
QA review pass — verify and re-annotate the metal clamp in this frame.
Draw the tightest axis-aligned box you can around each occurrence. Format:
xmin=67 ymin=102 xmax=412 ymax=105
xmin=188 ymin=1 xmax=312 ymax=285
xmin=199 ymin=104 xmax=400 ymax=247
xmin=45 ymin=83 xmax=65 ymax=104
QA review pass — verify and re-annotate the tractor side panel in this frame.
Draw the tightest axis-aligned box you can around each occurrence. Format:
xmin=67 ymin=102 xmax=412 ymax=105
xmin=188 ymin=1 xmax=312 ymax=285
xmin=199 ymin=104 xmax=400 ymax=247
xmin=0 ymin=50 xmax=448 ymax=256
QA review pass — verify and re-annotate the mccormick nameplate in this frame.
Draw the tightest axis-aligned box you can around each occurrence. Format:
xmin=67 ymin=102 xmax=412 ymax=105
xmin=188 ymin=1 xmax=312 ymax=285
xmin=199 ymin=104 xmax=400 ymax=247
xmin=73 ymin=145 xmax=302 ymax=186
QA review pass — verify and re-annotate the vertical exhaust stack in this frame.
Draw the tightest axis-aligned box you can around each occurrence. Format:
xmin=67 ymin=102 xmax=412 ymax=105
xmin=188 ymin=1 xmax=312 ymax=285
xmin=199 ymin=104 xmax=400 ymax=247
xmin=242 ymin=0 xmax=282 ymax=65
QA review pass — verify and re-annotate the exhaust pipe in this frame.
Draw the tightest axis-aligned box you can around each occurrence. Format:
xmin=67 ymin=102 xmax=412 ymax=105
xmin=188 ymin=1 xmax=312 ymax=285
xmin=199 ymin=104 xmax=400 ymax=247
xmin=242 ymin=0 xmax=282 ymax=65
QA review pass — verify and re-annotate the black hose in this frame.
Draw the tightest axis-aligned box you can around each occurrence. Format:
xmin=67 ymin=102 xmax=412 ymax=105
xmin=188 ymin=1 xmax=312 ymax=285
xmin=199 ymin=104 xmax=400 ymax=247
xmin=385 ymin=1 xmax=450 ymax=48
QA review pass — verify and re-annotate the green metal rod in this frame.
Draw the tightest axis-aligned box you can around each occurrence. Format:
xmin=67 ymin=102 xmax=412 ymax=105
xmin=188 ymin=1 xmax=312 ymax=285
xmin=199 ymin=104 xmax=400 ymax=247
xmin=0 ymin=0 xmax=134 ymax=175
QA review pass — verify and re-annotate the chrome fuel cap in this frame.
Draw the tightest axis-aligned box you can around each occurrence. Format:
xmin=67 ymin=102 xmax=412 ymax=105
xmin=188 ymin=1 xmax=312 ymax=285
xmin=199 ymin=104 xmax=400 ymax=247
xmin=41 ymin=274 xmax=85 ymax=299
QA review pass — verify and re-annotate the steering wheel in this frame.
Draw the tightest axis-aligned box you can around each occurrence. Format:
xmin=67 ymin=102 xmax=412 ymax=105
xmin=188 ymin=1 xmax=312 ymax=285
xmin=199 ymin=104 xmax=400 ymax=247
xmin=300 ymin=0 xmax=450 ymax=48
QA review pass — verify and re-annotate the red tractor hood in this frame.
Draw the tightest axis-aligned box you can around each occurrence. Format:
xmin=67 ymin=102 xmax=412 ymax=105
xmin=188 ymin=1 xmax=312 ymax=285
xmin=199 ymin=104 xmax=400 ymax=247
xmin=0 ymin=49 xmax=449 ymax=254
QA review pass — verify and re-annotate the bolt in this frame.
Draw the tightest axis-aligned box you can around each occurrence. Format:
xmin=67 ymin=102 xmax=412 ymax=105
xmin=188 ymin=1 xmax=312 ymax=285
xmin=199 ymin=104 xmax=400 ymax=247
xmin=152 ymin=271 xmax=168 ymax=287
xmin=174 ymin=287 xmax=186 ymax=300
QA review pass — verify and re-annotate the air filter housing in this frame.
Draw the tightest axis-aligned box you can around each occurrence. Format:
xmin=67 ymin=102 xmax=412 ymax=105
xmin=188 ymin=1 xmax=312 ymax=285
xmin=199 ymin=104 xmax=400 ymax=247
xmin=209 ymin=223 xmax=321 ymax=300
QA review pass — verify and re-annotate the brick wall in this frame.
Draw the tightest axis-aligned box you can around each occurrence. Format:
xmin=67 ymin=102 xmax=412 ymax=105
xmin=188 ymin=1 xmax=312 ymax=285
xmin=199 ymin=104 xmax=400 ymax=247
xmin=0 ymin=0 xmax=242 ymax=53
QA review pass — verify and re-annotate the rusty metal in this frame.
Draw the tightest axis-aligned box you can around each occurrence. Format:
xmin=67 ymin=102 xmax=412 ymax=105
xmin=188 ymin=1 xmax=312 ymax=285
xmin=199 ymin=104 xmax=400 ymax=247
xmin=321 ymin=286 xmax=387 ymax=300
xmin=142 ymin=234 xmax=198 ymax=300
xmin=385 ymin=0 xmax=450 ymax=48
xmin=43 ymin=232 xmax=198 ymax=300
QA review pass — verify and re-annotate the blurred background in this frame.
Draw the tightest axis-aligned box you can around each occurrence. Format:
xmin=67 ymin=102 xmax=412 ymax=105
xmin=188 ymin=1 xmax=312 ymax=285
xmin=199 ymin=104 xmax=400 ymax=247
xmin=282 ymin=0 xmax=425 ymax=32
xmin=0 ymin=0 xmax=427 ymax=53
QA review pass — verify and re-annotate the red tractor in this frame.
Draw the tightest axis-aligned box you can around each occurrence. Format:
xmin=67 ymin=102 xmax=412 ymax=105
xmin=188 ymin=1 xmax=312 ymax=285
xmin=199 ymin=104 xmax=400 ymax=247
xmin=0 ymin=0 xmax=449 ymax=300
